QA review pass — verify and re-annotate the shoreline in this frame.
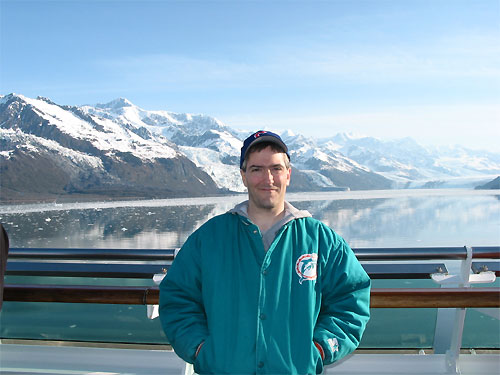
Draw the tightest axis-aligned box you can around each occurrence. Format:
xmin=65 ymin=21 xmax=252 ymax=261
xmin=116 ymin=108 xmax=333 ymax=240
xmin=1 ymin=188 xmax=498 ymax=215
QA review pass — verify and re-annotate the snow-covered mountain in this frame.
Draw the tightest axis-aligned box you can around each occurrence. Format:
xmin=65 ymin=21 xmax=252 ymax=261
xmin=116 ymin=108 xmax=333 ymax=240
xmin=72 ymin=96 xmax=392 ymax=192
xmin=80 ymin=97 xmax=248 ymax=192
xmin=281 ymin=131 xmax=392 ymax=190
xmin=0 ymin=94 xmax=221 ymax=201
xmin=1 ymin=93 xmax=498 ymax=202
xmin=322 ymin=133 xmax=500 ymax=188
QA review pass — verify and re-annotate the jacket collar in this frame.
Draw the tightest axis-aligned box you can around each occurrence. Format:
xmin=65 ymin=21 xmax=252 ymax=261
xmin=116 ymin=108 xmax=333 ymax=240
xmin=229 ymin=200 xmax=311 ymax=223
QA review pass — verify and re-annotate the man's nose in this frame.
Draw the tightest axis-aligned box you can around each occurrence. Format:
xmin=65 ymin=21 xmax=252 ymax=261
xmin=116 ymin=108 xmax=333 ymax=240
xmin=263 ymin=168 xmax=274 ymax=183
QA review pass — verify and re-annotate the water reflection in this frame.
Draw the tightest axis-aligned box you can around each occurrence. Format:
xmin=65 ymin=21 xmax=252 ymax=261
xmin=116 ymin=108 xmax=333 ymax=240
xmin=0 ymin=191 xmax=499 ymax=249
xmin=0 ymin=205 xmax=217 ymax=249
xmin=294 ymin=195 xmax=500 ymax=247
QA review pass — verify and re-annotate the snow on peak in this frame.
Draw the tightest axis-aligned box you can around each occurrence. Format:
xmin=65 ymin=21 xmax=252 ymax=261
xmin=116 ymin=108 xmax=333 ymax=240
xmin=331 ymin=132 xmax=369 ymax=143
xmin=36 ymin=96 xmax=57 ymax=105
xmin=1 ymin=93 xmax=26 ymax=104
xmin=96 ymin=98 xmax=134 ymax=110
xmin=281 ymin=129 xmax=296 ymax=137
xmin=9 ymin=95 xmax=180 ymax=162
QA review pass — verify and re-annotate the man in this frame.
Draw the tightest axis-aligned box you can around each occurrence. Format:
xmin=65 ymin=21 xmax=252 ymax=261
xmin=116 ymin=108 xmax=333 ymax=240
xmin=159 ymin=130 xmax=370 ymax=374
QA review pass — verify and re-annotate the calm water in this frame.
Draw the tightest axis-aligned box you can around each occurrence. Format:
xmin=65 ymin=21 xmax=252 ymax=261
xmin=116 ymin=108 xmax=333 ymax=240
xmin=1 ymin=189 xmax=499 ymax=249
xmin=1 ymin=189 xmax=499 ymax=348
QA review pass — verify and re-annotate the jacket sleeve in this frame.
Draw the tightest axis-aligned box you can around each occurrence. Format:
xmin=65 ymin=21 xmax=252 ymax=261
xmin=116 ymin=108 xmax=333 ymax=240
xmin=159 ymin=232 xmax=208 ymax=364
xmin=313 ymin=232 xmax=371 ymax=365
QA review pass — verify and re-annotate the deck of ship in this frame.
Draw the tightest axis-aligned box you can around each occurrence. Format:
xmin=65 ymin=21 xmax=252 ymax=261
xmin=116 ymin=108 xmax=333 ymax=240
xmin=1 ymin=342 xmax=499 ymax=375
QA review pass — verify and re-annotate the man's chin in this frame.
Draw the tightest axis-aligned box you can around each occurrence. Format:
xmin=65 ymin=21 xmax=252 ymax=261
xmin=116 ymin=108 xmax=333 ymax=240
xmin=249 ymin=191 xmax=284 ymax=210
xmin=255 ymin=198 xmax=281 ymax=210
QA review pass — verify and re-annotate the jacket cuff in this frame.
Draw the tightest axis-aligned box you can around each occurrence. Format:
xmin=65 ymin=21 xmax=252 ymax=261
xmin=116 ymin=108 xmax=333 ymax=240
xmin=314 ymin=341 xmax=325 ymax=361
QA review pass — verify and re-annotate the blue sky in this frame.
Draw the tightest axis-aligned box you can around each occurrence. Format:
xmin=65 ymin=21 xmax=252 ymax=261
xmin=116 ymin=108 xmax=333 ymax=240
xmin=1 ymin=0 xmax=499 ymax=151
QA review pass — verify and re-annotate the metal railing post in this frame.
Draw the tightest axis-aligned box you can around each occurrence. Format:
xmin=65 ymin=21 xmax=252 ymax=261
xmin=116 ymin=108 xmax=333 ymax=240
xmin=431 ymin=246 xmax=470 ymax=374
xmin=431 ymin=246 xmax=496 ymax=374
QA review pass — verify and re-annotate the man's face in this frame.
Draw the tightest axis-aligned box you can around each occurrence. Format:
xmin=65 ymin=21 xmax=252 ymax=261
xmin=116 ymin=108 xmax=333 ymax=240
xmin=240 ymin=146 xmax=291 ymax=212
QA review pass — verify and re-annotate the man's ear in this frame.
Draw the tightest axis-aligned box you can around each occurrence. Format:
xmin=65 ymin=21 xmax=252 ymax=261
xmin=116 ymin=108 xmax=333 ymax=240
xmin=240 ymin=169 xmax=248 ymax=187
xmin=286 ymin=167 xmax=291 ymax=186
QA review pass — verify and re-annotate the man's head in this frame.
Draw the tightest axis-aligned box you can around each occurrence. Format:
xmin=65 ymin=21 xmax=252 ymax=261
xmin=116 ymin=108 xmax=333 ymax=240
xmin=240 ymin=130 xmax=290 ymax=171
xmin=240 ymin=131 xmax=291 ymax=212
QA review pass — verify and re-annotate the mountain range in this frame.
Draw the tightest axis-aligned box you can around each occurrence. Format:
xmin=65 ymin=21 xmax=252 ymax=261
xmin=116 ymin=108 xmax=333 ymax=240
xmin=1 ymin=93 xmax=499 ymax=202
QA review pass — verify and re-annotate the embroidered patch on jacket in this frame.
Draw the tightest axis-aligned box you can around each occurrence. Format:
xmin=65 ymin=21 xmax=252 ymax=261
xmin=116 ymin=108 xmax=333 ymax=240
xmin=295 ymin=253 xmax=318 ymax=284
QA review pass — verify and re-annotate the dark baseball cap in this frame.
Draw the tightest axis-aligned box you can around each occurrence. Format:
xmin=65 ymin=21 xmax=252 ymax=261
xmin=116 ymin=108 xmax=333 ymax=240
xmin=240 ymin=130 xmax=290 ymax=169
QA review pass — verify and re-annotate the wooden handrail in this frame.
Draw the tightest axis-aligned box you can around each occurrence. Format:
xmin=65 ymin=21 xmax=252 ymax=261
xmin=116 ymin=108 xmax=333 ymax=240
xmin=370 ymin=288 xmax=500 ymax=308
xmin=3 ymin=285 xmax=159 ymax=305
xmin=3 ymin=284 xmax=500 ymax=308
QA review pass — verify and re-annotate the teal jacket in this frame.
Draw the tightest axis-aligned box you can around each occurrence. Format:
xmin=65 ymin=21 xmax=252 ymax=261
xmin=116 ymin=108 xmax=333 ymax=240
xmin=159 ymin=204 xmax=370 ymax=374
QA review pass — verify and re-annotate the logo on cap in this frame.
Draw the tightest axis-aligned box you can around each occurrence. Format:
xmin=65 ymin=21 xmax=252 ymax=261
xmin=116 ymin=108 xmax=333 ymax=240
xmin=254 ymin=131 xmax=268 ymax=138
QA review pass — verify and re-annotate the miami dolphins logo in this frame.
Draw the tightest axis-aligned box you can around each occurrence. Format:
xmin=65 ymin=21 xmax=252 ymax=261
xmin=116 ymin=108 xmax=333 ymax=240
xmin=295 ymin=253 xmax=318 ymax=284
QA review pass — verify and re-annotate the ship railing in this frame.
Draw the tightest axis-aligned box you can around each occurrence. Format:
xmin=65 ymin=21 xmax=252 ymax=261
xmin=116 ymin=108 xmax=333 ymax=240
xmin=6 ymin=245 xmax=499 ymax=278
xmin=3 ymin=246 xmax=500 ymax=374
